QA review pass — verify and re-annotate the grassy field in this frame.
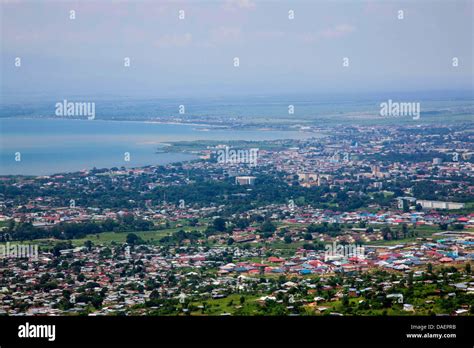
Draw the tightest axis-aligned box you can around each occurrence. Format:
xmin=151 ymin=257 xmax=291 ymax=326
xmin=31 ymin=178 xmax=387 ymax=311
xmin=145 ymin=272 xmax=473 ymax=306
xmin=7 ymin=226 xmax=204 ymax=249
xmin=71 ymin=225 xmax=208 ymax=247
xmin=188 ymin=293 xmax=262 ymax=316
xmin=70 ymin=230 xmax=169 ymax=246
xmin=365 ymin=225 xmax=474 ymax=246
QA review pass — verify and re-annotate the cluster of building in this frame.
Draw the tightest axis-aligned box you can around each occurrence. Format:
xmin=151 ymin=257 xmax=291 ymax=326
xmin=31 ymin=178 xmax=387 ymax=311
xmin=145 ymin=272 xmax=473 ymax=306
xmin=0 ymin=228 xmax=472 ymax=315
xmin=0 ymin=124 xmax=473 ymax=315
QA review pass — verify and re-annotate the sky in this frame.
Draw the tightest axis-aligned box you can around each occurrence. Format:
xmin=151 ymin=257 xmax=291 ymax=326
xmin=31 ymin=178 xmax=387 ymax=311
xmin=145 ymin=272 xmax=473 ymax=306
xmin=1 ymin=0 xmax=473 ymax=100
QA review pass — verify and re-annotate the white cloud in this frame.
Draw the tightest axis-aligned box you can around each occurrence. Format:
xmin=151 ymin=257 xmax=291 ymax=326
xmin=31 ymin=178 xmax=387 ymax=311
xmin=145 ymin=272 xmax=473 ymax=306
xmin=300 ymin=24 xmax=356 ymax=43
xmin=155 ymin=33 xmax=193 ymax=47
xmin=210 ymin=26 xmax=243 ymax=44
xmin=320 ymin=24 xmax=356 ymax=39
xmin=223 ymin=0 xmax=256 ymax=10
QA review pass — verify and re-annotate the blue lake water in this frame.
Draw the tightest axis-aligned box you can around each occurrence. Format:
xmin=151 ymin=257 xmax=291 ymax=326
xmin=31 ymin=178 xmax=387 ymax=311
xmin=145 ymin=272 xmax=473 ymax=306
xmin=0 ymin=118 xmax=309 ymax=175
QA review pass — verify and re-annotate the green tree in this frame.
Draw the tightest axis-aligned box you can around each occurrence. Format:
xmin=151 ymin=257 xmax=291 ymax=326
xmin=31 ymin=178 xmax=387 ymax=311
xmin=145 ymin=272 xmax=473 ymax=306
xmin=261 ymin=220 xmax=276 ymax=233
xmin=84 ymin=240 xmax=93 ymax=251
xmin=213 ymin=218 xmax=226 ymax=232
xmin=126 ymin=233 xmax=143 ymax=245
xmin=342 ymin=295 xmax=349 ymax=307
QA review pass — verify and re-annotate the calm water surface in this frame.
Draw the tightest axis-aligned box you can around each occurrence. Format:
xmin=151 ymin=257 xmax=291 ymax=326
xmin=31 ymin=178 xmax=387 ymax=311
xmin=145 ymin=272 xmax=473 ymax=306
xmin=0 ymin=118 xmax=310 ymax=175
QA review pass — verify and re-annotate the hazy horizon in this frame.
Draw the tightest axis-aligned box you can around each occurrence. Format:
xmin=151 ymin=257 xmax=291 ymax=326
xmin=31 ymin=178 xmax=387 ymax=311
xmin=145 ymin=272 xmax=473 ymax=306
xmin=1 ymin=0 xmax=473 ymax=100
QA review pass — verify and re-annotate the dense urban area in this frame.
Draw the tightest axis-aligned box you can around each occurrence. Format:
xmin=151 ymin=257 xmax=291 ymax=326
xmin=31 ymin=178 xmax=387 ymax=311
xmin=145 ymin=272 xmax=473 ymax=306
xmin=1 ymin=124 xmax=473 ymax=316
